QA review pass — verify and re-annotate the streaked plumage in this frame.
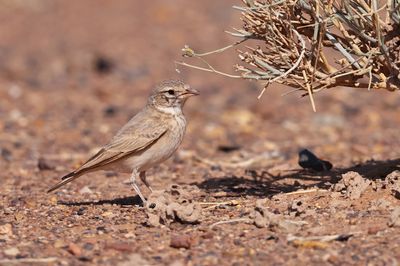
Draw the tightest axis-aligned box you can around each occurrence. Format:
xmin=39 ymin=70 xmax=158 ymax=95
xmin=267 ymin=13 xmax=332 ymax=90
xmin=47 ymin=80 xmax=198 ymax=203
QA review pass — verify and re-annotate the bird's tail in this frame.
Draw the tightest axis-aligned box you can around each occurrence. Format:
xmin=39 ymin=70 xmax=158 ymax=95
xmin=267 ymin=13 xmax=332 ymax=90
xmin=47 ymin=171 xmax=84 ymax=193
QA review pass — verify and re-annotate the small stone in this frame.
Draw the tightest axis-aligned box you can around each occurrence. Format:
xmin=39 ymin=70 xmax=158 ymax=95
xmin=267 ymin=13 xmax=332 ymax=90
xmin=170 ymin=260 xmax=185 ymax=266
xmin=4 ymin=247 xmax=20 ymax=257
xmin=367 ymin=226 xmax=384 ymax=235
xmin=79 ymin=186 xmax=93 ymax=194
xmin=83 ymin=243 xmax=94 ymax=251
xmin=332 ymin=171 xmax=371 ymax=199
xmin=76 ymin=207 xmax=87 ymax=215
xmin=170 ymin=234 xmax=193 ymax=249
xmin=0 ymin=148 xmax=12 ymax=161
xmin=37 ymin=157 xmax=55 ymax=170
xmin=385 ymin=171 xmax=400 ymax=199
xmin=118 ymin=253 xmax=149 ymax=266
xmin=103 ymin=105 xmax=118 ymax=117
xmin=124 ymin=232 xmax=136 ymax=239
xmin=233 ymin=239 xmax=242 ymax=246
xmin=388 ymin=207 xmax=400 ymax=227
xmin=14 ymin=212 xmax=24 ymax=222
xmin=212 ymin=191 xmax=228 ymax=197
xmin=8 ymin=84 xmax=22 ymax=99
xmin=105 ymin=242 xmax=133 ymax=252
xmin=54 ymin=239 xmax=66 ymax=248
xmin=93 ymin=56 xmax=113 ymax=74
xmin=201 ymin=231 xmax=214 ymax=240
xmin=289 ymin=199 xmax=307 ymax=216
xmin=49 ymin=196 xmax=58 ymax=205
xmin=67 ymin=243 xmax=82 ymax=256
xmin=0 ymin=224 xmax=13 ymax=236
xmin=102 ymin=211 xmax=114 ymax=218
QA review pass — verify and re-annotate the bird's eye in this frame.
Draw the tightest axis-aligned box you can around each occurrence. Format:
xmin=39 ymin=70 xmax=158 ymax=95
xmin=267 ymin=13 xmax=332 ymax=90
xmin=167 ymin=89 xmax=175 ymax=95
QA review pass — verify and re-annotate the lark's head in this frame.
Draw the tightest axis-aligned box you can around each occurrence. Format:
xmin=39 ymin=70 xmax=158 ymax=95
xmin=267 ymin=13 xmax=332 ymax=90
xmin=148 ymin=80 xmax=199 ymax=111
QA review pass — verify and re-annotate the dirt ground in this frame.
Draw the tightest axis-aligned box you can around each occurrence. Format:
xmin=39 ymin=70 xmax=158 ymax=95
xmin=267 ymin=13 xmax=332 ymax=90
xmin=1 ymin=1 xmax=400 ymax=265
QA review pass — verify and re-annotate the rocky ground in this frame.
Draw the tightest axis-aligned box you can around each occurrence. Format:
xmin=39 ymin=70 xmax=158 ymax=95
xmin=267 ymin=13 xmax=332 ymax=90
xmin=1 ymin=1 xmax=400 ymax=265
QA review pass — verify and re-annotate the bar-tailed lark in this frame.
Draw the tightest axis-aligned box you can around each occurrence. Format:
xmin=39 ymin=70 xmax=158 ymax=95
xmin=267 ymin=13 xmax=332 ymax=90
xmin=48 ymin=80 xmax=199 ymax=203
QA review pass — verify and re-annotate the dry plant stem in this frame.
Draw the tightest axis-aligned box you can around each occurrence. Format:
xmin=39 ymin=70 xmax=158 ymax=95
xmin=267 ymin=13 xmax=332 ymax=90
xmin=287 ymin=233 xmax=358 ymax=242
xmin=201 ymin=200 xmax=241 ymax=210
xmin=175 ymin=61 xmax=242 ymax=79
xmin=0 ymin=257 xmax=58 ymax=264
xmin=232 ymin=0 xmax=286 ymax=11
xmin=302 ymin=70 xmax=317 ymax=112
xmin=199 ymin=200 xmax=239 ymax=206
xmin=210 ymin=218 xmax=252 ymax=229
xmin=284 ymin=188 xmax=328 ymax=196
xmin=258 ymin=29 xmax=306 ymax=99
xmin=194 ymin=39 xmax=248 ymax=57
xmin=175 ymin=39 xmax=249 ymax=79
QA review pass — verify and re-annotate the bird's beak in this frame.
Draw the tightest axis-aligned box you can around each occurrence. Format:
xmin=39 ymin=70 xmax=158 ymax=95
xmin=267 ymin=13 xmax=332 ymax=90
xmin=181 ymin=86 xmax=199 ymax=97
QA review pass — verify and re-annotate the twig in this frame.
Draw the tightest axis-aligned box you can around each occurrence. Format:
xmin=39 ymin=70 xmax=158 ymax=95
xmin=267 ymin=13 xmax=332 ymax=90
xmin=284 ymin=188 xmax=328 ymax=195
xmin=258 ymin=29 xmax=306 ymax=99
xmin=182 ymin=39 xmax=248 ymax=57
xmin=232 ymin=0 xmax=286 ymax=11
xmin=302 ymin=70 xmax=317 ymax=112
xmin=177 ymin=40 xmax=249 ymax=78
xmin=287 ymin=232 xmax=358 ymax=243
xmin=325 ymin=32 xmax=361 ymax=69
xmin=210 ymin=218 xmax=252 ymax=229
xmin=200 ymin=200 xmax=240 ymax=206
xmin=175 ymin=61 xmax=242 ymax=79
xmin=0 ymin=257 xmax=58 ymax=264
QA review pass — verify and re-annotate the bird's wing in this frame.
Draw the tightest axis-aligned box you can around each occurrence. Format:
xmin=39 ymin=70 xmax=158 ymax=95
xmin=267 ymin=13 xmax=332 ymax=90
xmin=74 ymin=110 xmax=168 ymax=173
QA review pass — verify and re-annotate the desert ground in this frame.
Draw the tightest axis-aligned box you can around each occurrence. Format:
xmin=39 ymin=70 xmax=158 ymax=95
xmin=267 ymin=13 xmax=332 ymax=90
xmin=1 ymin=1 xmax=400 ymax=265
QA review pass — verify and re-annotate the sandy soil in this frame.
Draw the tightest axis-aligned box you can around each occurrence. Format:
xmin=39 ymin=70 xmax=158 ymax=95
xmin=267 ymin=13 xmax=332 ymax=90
xmin=1 ymin=1 xmax=400 ymax=265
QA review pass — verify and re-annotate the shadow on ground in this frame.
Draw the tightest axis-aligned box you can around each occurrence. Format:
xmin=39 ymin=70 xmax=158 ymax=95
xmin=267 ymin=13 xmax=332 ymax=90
xmin=58 ymin=195 xmax=143 ymax=206
xmin=55 ymin=159 xmax=400 ymax=204
xmin=194 ymin=158 xmax=400 ymax=197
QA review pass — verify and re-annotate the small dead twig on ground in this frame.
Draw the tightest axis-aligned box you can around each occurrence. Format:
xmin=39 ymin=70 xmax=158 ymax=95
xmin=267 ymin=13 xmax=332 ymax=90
xmin=283 ymin=188 xmax=328 ymax=196
xmin=210 ymin=218 xmax=252 ymax=229
xmin=287 ymin=232 xmax=358 ymax=243
xmin=0 ymin=257 xmax=58 ymax=265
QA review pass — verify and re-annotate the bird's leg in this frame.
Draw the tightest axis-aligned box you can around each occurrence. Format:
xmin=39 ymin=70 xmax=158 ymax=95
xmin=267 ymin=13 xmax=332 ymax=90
xmin=139 ymin=171 xmax=153 ymax=193
xmin=130 ymin=170 xmax=146 ymax=204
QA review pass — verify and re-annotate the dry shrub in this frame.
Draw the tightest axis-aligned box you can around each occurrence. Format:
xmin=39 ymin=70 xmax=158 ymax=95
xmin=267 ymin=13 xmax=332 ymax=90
xmin=177 ymin=0 xmax=400 ymax=110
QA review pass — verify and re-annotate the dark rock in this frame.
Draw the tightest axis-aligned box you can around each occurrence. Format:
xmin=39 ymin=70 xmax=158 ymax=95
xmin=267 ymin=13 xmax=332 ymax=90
xmin=170 ymin=234 xmax=193 ymax=249
xmin=93 ymin=56 xmax=113 ymax=74
xmin=37 ymin=157 xmax=55 ymax=170
xmin=1 ymin=148 xmax=12 ymax=161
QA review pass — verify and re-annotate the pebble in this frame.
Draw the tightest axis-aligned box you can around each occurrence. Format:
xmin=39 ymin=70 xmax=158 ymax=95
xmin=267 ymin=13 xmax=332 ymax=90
xmin=170 ymin=234 xmax=193 ymax=249
xmin=4 ymin=247 xmax=20 ymax=257
xmin=105 ymin=242 xmax=133 ymax=252
xmin=0 ymin=223 xmax=13 ymax=236
xmin=67 ymin=243 xmax=82 ymax=256
xmin=54 ymin=239 xmax=66 ymax=248
xmin=79 ymin=186 xmax=93 ymax=194
xmin=388 ymin=207 xmax=400 ymax=227
xmin=37 ymin=157 xmax=55 ymax=170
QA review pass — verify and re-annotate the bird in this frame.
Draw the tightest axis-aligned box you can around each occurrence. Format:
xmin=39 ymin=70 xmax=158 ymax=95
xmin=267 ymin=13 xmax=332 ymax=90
xmin=47 ymin=80 xmax=199 ymax=204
